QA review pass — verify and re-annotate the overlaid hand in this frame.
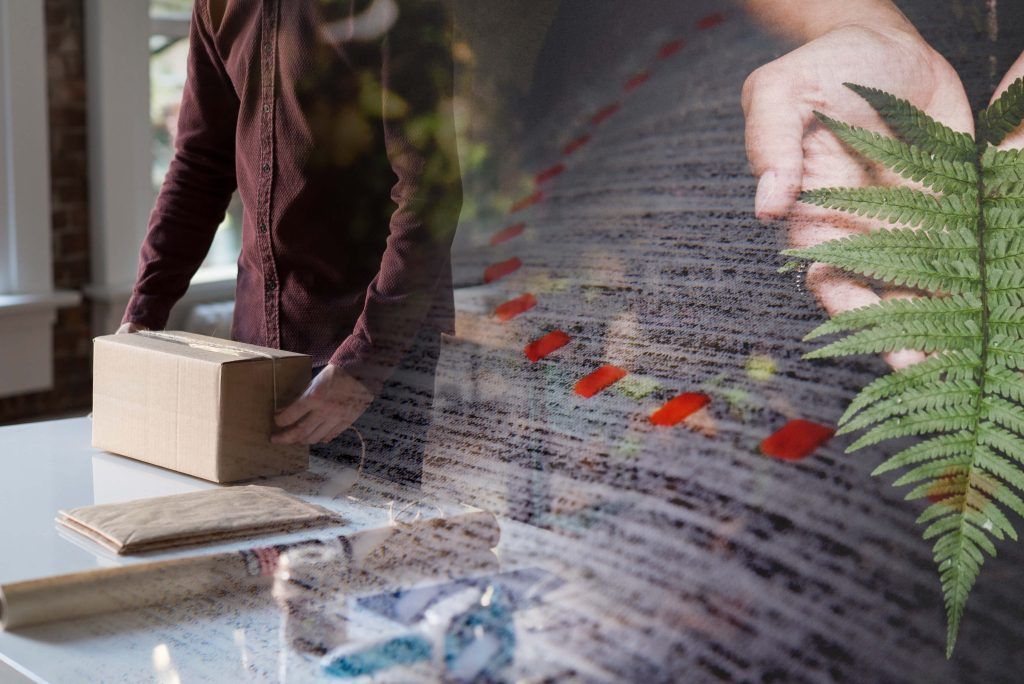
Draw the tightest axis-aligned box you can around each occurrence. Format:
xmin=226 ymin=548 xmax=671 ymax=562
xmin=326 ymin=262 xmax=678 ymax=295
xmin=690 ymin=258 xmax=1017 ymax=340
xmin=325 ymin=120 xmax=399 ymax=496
xmin=272 ymin=364 xmax=375 ymax=445
xmin=742 ymin=23 xmax=974 ymax=368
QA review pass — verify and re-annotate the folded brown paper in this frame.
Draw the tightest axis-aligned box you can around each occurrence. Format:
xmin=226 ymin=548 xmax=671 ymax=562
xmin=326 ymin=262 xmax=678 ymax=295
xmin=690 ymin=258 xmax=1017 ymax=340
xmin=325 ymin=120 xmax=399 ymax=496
xmin=57 ymin=485 xmax=341 ymax=554
xmin=2 ymin=511 xmax=500 ymax=630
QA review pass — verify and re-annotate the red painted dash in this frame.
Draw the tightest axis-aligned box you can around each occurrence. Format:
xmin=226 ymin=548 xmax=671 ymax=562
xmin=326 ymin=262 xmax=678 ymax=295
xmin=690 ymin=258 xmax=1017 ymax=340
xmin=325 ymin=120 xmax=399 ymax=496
xmin=657 ymin=39 xmax=685 ymax=60
xmin=534 ymin=163 xmax=566 ymax=185
xmin=483 ymin=257 xmax=522 ymax=284
xmin=524 ymin=330 xmax=571 ymax=362
xmin=562 ymin=134 xmax=592 ymax=156
xmin=697 ymin=13 xmax=725 ymax=30
xmin=590 ymin=103 xmax=621 ymax=126
xmin=650 ymin=393 xmax=711 ymax=426
xmin=575 ymin=365 xmax=628 ymax=398
xmin=760 ymin=419 xmax=834 ymax=461
xmin=494 ymin=293 xmax=536 ymax=322
xmin=489 ymin=222 xmax=525 ymax=246
xmin=510 ymin=190 xmax=544 ymax=213
xmin=624 ymin=71 xmax=650 ymax=92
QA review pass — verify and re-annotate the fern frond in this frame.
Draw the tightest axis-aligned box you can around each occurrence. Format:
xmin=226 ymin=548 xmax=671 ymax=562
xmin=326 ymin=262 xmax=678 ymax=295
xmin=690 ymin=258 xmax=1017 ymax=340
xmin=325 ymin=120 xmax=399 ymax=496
xmin=800 ymin=186 xmax=977 ymax=231
xmin=804 ymin=294 xmax=981 ymax=341
xmin=805 ymin=319 xmax=982 ymax=359
xmin=906 ymin=473 xmax=968 ymax=501
xmin=892 ymin=456 xmax=973 ymax=487
xmin=784 ymin=241 xmax=980 ymax=295
xmin=981 ymin=146 xmax=1024 ymax=184
xmin=959 ymin=520 xmax=998 ymax=556
xmin=987 ymin=235 xmax=1024 ymax=264
xmin=987 ymin=334 xmax=1024 ymax=369
xmin=978 ymin=76 xmax=1024 ymax=145
xmin=842 ymin=351 xmax=980 ymax=424
xmin=985 ymin=364 xmax=1024 ymax=402
xmin=977 ymin=422 xmax=1024 ymax=462
xmin=784 ymin=230 xmax=979 ymax=294
xmin=814 ymin=112 xmax=978 ymax=195
xmin=982 ymin=395 xmax=1024 ymax=434
xmin=872 ymin=432 xmax=976 ymax=476
xmin=975 ymin=464 xmax=1024 ymax=517
xmin=974 ymin=446 xmax=1024 ymax=498
xmin=918 ymin=498 xmax=966 ymax=524
xmin=847 ymin=407 xmax=979 ymax=452
xmin=838 ymin=380 xmax=978 ymax=434
xmin=982 ymin=205 xmax=1024 ymax=232
xmin=845 ymin=83 xmax=975 ymax=162
xmin=792 ymin=83 xmax=1024 ymax=658
xmin=965 ymin=489 xmax=1017 ymax=540
xmin=987 ymin=269 xmax=1024 ymax=296
xmin=985 ymin=181 xmax=1024 ymax=205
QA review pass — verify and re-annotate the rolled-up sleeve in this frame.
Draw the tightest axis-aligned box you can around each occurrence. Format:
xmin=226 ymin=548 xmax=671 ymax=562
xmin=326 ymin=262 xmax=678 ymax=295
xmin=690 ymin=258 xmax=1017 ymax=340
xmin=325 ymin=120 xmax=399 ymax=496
xmin=329 ymin=1 xmax=462 ymax=394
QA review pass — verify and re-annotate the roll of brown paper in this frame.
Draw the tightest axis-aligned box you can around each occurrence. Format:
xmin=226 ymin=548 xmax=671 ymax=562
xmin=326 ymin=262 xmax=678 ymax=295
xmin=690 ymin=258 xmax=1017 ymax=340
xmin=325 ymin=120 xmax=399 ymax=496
xmin=0 ymin=510 xmax=499 ymax=630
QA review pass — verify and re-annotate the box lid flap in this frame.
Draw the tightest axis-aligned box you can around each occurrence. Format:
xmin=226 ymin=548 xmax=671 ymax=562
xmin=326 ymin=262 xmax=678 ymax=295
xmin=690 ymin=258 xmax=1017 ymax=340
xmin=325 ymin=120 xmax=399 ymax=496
xmin=93 ymin=331 xmax=308 ymax=365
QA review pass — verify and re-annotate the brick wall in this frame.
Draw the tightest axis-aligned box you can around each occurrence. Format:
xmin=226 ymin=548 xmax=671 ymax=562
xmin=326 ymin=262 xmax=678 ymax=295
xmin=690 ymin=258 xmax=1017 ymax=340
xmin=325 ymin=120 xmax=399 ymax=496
xmin=0 ymin=0 xmax=92 ymax=424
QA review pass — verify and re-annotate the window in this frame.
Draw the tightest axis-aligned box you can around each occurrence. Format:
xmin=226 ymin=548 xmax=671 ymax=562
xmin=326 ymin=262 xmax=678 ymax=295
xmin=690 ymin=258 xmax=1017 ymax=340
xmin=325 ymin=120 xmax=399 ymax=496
xmin=150 ymin=0 xmax=241 ymax=274
xmin=0 ymin=0 xmax=52 ymax=295
xmin=0 ymin=0 xmax=80 ymax=396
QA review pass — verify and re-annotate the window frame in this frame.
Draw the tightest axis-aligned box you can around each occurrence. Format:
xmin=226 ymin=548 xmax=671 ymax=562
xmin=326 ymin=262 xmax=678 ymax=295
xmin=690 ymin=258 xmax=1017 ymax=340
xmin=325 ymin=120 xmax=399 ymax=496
xmin=0 ymin=0 xmax=54 ymax=295
xmin=0 ymin=0 xmax=81 ymax=398
xmin=83 ymin=0 xmax=236 ymax=338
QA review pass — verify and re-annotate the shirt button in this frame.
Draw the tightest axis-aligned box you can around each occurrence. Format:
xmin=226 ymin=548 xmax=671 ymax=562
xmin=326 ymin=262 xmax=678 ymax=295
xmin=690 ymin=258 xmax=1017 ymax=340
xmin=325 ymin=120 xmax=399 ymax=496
xmin=261 ymin=163 xmax=271 ymax=174
xmin=262 ymin=103 xmax=271 ymax=113
xmin=263 ymin=42 xmax=272 ymax=53
xmin=266 ymin=279 xmax=277 ymax=292
xmin=258 ymin=222 xmax=268 ymax=233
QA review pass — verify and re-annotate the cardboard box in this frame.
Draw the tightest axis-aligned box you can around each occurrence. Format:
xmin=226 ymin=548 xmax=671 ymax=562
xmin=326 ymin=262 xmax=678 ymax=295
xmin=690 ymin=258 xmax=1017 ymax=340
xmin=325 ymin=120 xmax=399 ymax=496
xmin=92 ymin=331 xmax=311 ymax=483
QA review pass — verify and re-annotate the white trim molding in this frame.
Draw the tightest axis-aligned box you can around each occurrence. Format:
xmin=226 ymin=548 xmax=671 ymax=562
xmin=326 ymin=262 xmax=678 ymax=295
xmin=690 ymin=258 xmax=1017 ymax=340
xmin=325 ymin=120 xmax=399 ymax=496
xmin=83 ymin=0 xmax=153 ymax=293
xmin=0 ymin=0 xmax=81 ymax=398
xmin=0 ymin=0 xmax=53 ymax=294
xmin=85 ymin=269 xmax=237 ymax=336
xmin=83 ymin=1 xmax=237 ymax=338
xmin=0 ymin=292 xmax=80 ymax=399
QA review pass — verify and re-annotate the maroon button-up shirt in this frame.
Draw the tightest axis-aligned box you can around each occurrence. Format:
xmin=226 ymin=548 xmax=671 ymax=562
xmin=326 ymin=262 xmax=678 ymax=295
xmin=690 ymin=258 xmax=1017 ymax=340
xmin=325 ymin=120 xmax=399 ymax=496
xmin=124 ymin=0 xmax=461 ymax=394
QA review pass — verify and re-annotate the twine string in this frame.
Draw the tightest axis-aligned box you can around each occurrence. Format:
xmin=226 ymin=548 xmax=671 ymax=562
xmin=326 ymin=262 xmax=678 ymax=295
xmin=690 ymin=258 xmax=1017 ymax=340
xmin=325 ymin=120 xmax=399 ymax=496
xmin=347 ymin=426 xmax=367 ymax=476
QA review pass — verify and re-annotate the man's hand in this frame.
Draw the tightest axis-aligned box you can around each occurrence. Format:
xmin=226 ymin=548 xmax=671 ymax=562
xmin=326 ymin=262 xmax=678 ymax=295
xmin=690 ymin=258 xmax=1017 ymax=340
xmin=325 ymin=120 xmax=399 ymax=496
xmin=272 ymin=365 xmax=375 ymax=445
xmin=742 ymin=21 xmax=973 ymax=369
xmin=116 ymin=322 xmax=149 ymax=334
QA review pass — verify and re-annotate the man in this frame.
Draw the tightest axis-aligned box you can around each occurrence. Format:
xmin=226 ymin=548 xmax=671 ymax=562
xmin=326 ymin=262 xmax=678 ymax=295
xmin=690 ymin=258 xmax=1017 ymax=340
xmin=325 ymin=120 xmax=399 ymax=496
xmin=119 ymin=0 xmax=461 ymax=484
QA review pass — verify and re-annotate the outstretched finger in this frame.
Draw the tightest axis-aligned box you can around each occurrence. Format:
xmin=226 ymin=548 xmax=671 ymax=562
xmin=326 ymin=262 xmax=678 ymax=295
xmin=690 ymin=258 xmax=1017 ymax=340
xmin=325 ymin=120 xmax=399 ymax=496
xmin=742 ymin=70 xmax=810 ymax=219
xmin=274 ymin=395 xmax=313 ymax=428
xmin=309 ymin=418 xmax=345 ymax=445
xmin=272 ymin=411 xmax=323 ymax=444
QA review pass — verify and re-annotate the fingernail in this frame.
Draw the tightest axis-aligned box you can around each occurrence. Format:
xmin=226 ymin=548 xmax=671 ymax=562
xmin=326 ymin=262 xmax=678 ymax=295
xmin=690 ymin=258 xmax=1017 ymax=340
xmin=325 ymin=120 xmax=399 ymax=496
xmin=754 ymin=170 xmax=777 ymax=218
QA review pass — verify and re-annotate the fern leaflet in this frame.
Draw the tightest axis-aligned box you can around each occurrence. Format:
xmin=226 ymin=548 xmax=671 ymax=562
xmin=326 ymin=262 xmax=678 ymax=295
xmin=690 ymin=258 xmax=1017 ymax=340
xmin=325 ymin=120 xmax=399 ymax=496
xmin=978 ymin=76 xmax=1024 ymax=145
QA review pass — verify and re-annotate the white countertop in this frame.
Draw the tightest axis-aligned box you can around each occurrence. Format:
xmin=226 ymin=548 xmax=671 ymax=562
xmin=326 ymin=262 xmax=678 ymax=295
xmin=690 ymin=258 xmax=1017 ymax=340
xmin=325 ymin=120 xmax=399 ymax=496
xmin=0 ymin=417 xmax=550 ymax=684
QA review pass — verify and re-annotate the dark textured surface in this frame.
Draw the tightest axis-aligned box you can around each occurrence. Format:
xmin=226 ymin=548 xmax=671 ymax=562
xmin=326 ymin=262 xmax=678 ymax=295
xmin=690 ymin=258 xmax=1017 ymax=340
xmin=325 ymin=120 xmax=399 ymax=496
xmin=423 ymin=4 xmax=1024 ymax=681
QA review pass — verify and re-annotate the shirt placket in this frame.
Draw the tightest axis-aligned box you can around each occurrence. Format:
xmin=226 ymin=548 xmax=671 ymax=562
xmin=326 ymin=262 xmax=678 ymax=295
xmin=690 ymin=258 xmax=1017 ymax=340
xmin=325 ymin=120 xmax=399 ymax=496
xmin=257 ymin=0 xmax=280 ymax=348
